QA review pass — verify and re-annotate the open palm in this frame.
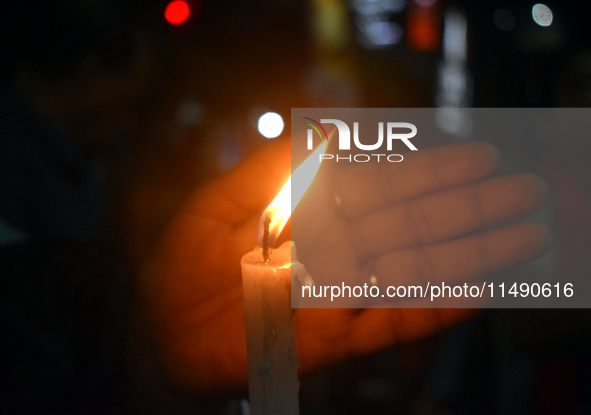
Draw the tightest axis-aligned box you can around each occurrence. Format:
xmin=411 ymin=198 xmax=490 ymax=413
xmin=138 ymin=138 xmax=549 ymax=393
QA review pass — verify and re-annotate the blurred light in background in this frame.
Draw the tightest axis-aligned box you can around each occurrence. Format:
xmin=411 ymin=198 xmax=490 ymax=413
xmin=313 ymin=0 xmax=350 ymax=51
xmin=352 ymin=0 xmax=406 ymax=49
xmin=443 ymin=8 xmax=467 ymax=62
xmin=493 ymin=8 xmax=516 ymax=31
xmin=406 ymin=0 xmax=440 ymax=51
xmin=435 ymin=7 xmax=472 ymax=139
xmin=165 ymin=0 xmax=191 ymax=25
xmin=352 ymin=0 xmax=406 ymax=15
xmin=257 ymin=112 xmax=284 ymax=139
xmin=358 ymin=19 xmax=403 ymax=47
xmin=532 ymin=3 xmax=553 ymax=27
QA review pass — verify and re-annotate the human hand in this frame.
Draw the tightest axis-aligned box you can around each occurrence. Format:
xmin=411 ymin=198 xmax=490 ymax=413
xmin=137 ymin=138 xmax=549 ymax=392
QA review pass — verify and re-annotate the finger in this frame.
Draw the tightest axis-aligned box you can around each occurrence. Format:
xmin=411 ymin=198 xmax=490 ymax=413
xmin=372 ymin=221 xmax=551 ymax=288
xmin=345 ymin=308 xmax=478 ymax=357
xmin=333 ymin=142 xmax=501 ymax=219
xmin=188 ymin=138 xmax=292 ymax=223
xmin=296 ymin=307 xmax=478 ymax=371
xmin=348 ymin=173 xmax=550 ymax=259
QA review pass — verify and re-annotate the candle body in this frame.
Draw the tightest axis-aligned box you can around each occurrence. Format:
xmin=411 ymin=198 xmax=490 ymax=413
xmin=241 ymin=241 xmax=299 ymax=415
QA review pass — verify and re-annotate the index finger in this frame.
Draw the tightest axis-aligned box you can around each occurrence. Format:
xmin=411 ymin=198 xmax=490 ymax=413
xmin=332 ymin=142 xmax=501 ymax=219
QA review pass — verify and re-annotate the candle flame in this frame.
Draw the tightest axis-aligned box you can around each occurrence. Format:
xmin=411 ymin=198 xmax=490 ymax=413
xmin=260 ymin=140 xmax=328 ymax=247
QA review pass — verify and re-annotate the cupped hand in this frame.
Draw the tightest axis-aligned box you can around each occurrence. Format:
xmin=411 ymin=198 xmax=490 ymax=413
xmin=137 ymin=138 xmax=550 ymax=393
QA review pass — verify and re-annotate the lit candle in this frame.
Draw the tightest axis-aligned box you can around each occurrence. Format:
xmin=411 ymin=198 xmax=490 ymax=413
xmin=241 ymin=142 xmax=327 ymax=415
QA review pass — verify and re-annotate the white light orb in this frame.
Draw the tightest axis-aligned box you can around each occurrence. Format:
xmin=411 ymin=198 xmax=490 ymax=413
xmin=258 ymin=112 xmax=284 ymax=139
xmin=532 ymin=4 xmax=553 ymax=27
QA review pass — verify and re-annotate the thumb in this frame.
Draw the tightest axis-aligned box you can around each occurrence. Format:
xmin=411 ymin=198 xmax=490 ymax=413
xmin=190 ymin=138 xmax=292 ymax=226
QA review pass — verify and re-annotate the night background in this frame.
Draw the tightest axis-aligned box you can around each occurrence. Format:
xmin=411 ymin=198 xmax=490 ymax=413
xmin=2 ymin=0 xmax=591 ymax=414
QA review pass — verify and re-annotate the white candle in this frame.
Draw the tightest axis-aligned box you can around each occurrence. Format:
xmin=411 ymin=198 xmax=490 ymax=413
xmin=241 ymin=241 xmax=299 ymax=415
xmin=240 ymin=140 xmax=328 ymax=414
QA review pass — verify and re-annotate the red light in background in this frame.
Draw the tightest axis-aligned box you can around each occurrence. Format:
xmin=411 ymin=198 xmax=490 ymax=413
xmin=406 ymin=13 xmax=440 ymax=51
xmin=406 ymin=0 xmax=441 ymax=52
xmin=165 ymin=0 xmax=191 ymax=25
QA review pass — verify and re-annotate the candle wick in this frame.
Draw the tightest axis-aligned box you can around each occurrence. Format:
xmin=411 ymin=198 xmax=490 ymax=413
xmin=262 ymin=215 xmax=271 ymax=262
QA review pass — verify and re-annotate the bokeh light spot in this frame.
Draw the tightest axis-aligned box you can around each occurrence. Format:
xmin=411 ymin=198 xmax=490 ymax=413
xmin=258 ymin=112 xmax=284 ymax=139
xmin=165 ymin=1 xmax=190 ymax=25
xmin=532 ymin=3 xmax=553 ymax=27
